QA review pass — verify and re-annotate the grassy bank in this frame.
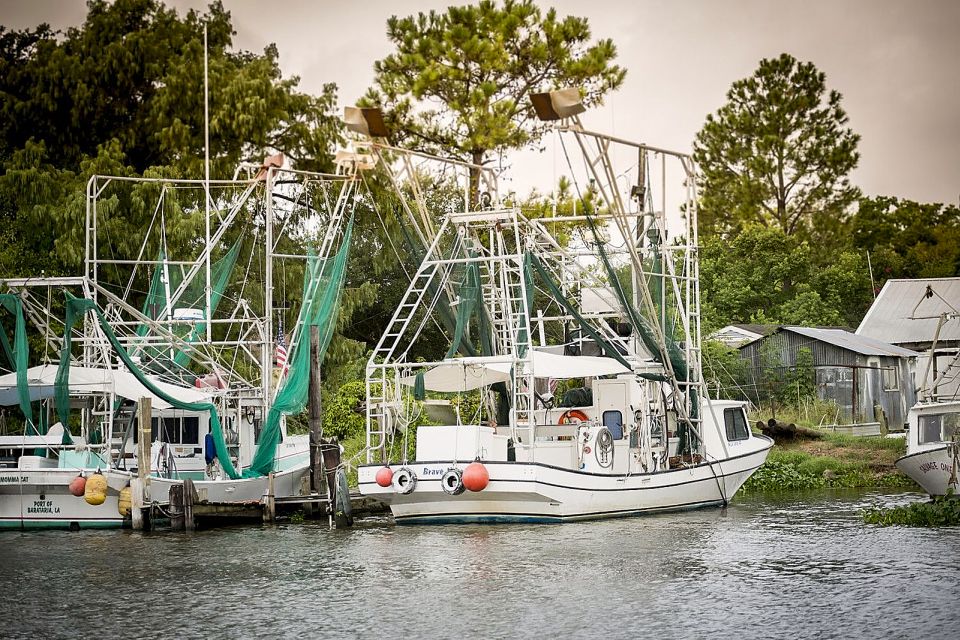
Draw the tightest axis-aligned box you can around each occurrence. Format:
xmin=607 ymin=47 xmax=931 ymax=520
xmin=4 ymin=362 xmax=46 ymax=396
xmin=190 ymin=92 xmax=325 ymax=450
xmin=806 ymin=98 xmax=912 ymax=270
xmin=741 ymin=430 xmax=917 ymax=493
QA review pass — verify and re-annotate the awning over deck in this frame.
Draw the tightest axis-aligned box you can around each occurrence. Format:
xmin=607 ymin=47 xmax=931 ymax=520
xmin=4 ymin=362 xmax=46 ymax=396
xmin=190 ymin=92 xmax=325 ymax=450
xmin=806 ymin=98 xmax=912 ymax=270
xmin=0 ymin=364 xmax=212 ymax=410
xmin=400 ymin=350 xmax=631 ymax=393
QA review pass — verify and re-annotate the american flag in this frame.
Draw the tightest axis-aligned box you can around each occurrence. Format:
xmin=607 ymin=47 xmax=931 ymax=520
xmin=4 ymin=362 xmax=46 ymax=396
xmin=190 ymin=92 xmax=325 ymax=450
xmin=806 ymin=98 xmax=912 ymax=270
xmin=275 ymin=320 xmax=288 ymax=368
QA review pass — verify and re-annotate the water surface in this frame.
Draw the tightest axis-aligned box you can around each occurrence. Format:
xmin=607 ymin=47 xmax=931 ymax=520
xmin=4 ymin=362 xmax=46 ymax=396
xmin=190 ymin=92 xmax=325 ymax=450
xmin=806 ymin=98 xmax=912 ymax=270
xmin=5 ymin=489 xmax=958 ymax=639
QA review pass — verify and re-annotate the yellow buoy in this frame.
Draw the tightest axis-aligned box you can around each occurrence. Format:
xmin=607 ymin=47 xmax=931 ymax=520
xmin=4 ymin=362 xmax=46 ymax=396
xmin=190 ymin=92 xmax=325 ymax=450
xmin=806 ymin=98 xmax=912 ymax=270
xmin=84 ymin=470 xmax=108 ymax=506
xmin=117 ymin=485 xmax=132 ymax=517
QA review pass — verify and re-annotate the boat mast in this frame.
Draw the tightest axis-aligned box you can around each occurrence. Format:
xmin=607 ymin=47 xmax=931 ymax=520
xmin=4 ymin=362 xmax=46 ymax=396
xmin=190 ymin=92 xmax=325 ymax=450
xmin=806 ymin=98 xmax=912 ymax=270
xmin=203 ymin=22 xmax=213 ymax=344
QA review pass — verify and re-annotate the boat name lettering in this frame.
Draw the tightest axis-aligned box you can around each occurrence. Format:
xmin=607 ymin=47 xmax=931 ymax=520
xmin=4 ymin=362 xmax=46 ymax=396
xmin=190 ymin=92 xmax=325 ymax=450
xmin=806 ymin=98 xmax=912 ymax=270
xmin=422 ymin=467 xmax=443 ymax=476
xmin=26 ymin=499 xmax=60 ymax=515
xmin=918 ymin=461 xmax=951 ymax=474
xmin=0 ymin=475 xmax=28 ymax=483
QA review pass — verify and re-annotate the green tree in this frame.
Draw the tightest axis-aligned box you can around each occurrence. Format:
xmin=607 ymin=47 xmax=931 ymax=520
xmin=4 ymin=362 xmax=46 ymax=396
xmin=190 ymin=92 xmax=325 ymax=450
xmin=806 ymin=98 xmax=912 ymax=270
xmin=785 ymin=346 xmax=815 ymax=403
xmin=852 ymin=196 xmax=960 ymax=283
xmin=0 ymin=0 xmax=342 ymax=277
xmin=366 ymin=0 xmax=625 ymax=200
xmin=699 ymin=225 xmax=872 ymax=330
xmin=694 ymin=53 xmax=860 ymax=240
xmin=701 ymin=339 xmax=749 ymax=401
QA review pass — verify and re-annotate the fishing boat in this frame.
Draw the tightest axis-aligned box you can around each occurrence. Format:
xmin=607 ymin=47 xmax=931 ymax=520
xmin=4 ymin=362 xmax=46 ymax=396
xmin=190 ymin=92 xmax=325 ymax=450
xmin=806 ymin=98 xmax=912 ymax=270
xmin=0 ymin=154 xmax=359 ymax=529
xmin=352 ymin=91 xmax=773 ymax=523
xmin=896 ymin=310 xmax=960 ymax=497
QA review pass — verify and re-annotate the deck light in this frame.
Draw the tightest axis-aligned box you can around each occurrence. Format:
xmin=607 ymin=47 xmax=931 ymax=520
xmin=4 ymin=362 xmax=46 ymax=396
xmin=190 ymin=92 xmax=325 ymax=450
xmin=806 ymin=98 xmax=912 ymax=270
xmin=343 ymin=106 xmax=389 ymax=137
xmin=529 ymin=88 xmax=586 ymax=121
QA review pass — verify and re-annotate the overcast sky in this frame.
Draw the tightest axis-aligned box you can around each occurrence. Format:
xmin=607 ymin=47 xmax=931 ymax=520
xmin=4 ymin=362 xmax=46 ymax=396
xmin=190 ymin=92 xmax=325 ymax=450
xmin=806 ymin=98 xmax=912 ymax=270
xmin=4 ymin=0 xmax=958 ymax=205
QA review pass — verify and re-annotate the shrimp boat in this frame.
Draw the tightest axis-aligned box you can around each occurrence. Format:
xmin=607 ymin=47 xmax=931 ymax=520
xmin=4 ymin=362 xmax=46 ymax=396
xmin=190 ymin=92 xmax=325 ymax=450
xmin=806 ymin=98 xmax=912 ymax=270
xmin=896 ymin=310 xmax=960 ymax=497
xmin=0 ymin=155 xmax=359 ymax=529
xmin=353 ymin=91 xmax=773 ymax=523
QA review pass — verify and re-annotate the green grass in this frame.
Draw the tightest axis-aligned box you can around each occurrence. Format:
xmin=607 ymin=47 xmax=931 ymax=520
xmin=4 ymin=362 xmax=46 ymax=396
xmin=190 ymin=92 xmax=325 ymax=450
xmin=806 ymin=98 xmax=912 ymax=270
xmin=864 ymin=495 xmax=960 ymax=527
xmin=742 ymin=447 xmax=915 ymax=493
xmin=819 ymin=432 xmax=905 ymax=451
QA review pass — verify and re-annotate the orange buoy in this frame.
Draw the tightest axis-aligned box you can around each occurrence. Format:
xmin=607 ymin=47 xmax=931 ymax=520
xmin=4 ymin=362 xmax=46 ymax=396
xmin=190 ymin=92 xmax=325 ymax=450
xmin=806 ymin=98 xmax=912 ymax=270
xmin=69 ymin=474 xmax=86 ymax=497
xmin=84 ymin=470 xmax=108 ymax=506
xmin=375 ymin=466 xmax=394 ymax=488
xmin=462 ymin=461 xmax=489 ymax=492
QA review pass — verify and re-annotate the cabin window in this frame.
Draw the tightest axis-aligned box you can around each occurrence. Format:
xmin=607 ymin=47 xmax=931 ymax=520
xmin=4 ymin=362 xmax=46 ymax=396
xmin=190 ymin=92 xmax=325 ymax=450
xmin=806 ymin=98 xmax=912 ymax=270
xmin=602 ymin=410 xmax=624 ymax=440
xmin=132 ymin=417 xmax=160 ymax=444
xmin=134 ymin=416 xmax=202 ymax=445
xmin=182 ymin=417 xmax=200 ymax=444
xmin=919 ymin=413 xmax=960 ymax=443
xmin=724 ymin=408 xmax=750 ymax=442
xmin=882 ymin=367 xmax=899 ymax=391
xmin=160 ymin=417 xmax=181 ymax=443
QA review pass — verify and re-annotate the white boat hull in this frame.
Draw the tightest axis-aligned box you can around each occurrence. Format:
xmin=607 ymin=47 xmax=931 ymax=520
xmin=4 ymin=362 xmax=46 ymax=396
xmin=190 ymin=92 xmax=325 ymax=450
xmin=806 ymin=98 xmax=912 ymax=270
xmin=359 ymin=441 xmax=772 ymax=524
xmin=0 ymin=468 xmax=132 ymax=530
xmin=148 ymin=462 xmax=310 ymax=505
xmin=896 ymin=446 xmax=958 ymax=497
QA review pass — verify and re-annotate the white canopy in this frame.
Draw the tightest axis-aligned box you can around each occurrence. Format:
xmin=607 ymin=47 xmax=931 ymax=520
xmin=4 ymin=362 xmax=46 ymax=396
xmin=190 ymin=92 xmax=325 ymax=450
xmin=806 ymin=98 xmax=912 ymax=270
xmin=529 ymin=350 xmax=631 ymax=379
xmin=400 ymin=361 xmax=512 ymax=393
xmin=0 ymin=423 xmax=84 ymax=447
xmin=0 ymin=364 xmax=213 ymax=410
xmin=400 ymin=351 xmax=631 ymax=393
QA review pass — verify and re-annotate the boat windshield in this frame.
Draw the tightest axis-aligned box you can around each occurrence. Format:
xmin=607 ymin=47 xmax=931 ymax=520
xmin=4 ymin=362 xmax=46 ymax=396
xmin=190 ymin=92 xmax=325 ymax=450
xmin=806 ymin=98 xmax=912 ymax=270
xmin=918 ymin=412 xmax=960 ymax=444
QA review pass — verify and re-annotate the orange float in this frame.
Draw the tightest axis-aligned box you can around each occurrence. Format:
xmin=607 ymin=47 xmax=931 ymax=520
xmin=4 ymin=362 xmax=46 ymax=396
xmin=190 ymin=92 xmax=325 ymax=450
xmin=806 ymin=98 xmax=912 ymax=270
xmin=462 ymin=461 xmax=489 ymax=492
xmin=375 ymin=466 xmax=394 ymax=488
xmin=68 ymin=474 xmax=86 ymax=497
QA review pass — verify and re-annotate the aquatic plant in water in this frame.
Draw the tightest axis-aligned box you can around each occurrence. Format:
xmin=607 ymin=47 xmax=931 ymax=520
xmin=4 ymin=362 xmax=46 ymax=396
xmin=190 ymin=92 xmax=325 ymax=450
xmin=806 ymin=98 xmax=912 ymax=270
xmin=863 ymin=495 xmax=960 ymax=527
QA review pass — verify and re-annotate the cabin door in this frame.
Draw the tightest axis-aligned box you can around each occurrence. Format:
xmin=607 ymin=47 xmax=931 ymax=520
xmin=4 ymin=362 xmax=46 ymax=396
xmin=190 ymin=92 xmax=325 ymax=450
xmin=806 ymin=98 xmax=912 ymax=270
xmin=596 ymin=382 xmax=627 ymax=441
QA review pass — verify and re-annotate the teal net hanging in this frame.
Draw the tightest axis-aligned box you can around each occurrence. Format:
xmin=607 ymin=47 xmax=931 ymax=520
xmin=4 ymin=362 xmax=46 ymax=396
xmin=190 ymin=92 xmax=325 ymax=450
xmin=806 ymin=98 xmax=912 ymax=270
xmin=245 ymin=214 xmax=355 ymax=477
xmin=0 ymin=293 xmax=41 ymax=438
xmin=56 ymin=293 xmax=236 ymax=472
xmin=524 ymin=252 xmax=632 ymax=370
xmin=583 ymin=214 xmax=699 ymax=454
xmin=54 ymin=216 xmax=355 ymax=479
xmin=133 ymin=238 xmax=243 ymax=379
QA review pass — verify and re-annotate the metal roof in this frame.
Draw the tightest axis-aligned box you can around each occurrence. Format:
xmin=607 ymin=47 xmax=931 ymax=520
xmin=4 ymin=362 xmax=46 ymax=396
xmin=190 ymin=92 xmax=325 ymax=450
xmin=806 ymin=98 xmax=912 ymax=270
xmin=782 ymin=326 xmax=920 ymax=358
xmin=856 ymin=278 xmax=960 ymax=345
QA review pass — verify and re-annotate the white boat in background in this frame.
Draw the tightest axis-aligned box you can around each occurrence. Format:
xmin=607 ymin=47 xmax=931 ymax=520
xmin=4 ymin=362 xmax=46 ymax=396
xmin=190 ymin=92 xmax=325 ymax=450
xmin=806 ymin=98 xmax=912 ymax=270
xmin=896 ymin=399 xmax=959 ymax=497
xmin=895 ymin=310 xmax=960 ymax=497
xmin=0 ymin=426 xmax=130 ymax=529
xmin=351 ymin=92 xmax=773 ymax=523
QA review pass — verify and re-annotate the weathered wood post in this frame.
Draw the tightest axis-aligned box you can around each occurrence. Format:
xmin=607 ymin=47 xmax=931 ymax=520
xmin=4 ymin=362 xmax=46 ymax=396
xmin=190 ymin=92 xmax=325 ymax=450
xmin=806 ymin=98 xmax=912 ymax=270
xmin=321 ymin=437 xmax=344 ymax=527
xmin=263 ymin=472 xmax=276 ymax=523
xmin=169 ymin=483 xmax=184 ymax=531
xmin=183 ymin=478 xmax=196 ymax=532
xmin=132 ymin=397 xmax=152 ymax=531
xmin=309 ymin=325 xmax=324 ymax=498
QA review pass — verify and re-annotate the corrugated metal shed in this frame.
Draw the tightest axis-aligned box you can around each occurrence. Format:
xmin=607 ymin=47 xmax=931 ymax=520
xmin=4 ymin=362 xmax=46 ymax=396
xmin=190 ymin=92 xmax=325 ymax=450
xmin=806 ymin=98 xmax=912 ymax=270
xmin=783 ymin=326 xmax=920 ymax=358
xmin=857 ymin=278 xmax=960 ymax=345
xmin=737 ymin=326 xmax=918 ymax=427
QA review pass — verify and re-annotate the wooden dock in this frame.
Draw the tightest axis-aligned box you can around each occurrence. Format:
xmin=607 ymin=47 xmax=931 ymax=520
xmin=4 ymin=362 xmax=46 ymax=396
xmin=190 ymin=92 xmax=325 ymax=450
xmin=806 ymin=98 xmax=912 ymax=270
xmin=133 ymin=478 xmax=387 ymax=531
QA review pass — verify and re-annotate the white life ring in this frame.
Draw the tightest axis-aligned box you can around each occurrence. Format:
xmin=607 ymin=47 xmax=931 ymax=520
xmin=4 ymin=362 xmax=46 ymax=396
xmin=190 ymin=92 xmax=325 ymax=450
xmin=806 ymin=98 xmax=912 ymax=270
xmin=595 ymin=427 xmax=614 ymax=468
xmin=392 ymin=466 xmax=417 ymax=495
xmin=440 ymin=467 xmax=465 ymax=495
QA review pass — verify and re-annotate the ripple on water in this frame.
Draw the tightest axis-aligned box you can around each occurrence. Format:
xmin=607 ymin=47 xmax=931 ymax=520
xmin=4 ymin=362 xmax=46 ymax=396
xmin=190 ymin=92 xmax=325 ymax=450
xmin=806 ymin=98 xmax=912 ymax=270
xmin=3 ymin=488 xmax=958 ymax=639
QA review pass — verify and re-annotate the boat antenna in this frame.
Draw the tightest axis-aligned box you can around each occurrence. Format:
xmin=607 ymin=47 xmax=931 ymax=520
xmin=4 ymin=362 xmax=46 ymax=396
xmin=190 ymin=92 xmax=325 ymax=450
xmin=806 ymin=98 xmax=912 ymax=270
xmin=204 ymin=21 xmax=212 ymax=342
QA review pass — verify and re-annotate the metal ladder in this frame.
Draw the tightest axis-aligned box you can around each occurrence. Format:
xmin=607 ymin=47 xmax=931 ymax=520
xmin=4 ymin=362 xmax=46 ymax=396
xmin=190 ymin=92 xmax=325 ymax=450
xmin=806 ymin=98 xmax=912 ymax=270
xmin=365 ymin=261 xmax=445 ymax=462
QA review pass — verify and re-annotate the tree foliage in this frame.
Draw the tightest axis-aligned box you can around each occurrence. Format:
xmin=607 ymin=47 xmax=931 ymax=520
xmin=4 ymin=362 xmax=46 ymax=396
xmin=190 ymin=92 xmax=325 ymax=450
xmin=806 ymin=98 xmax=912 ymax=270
xmin=694 ymin=53 xmax=860 ymax=239
xmin=366 ymin=0 xmax=625 ymax=196
xmin=699 ymin=225 xmax=873 ymax=331
xmin=0 ymin=0 xmax=341 ymax=276
xmin=851 ymin=196 xmax=960 ymax=283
